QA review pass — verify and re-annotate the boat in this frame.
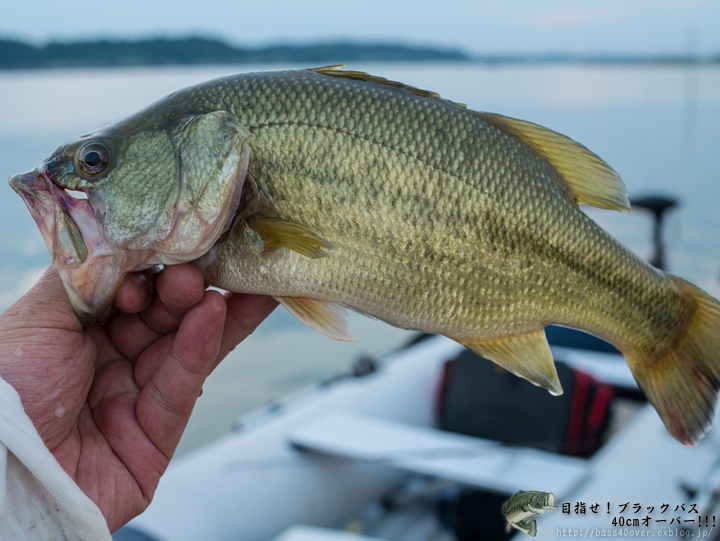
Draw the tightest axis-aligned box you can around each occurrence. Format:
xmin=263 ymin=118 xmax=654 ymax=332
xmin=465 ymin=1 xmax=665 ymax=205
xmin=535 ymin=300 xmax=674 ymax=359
xmin=113 ymin=196 xmax=720 ymax=541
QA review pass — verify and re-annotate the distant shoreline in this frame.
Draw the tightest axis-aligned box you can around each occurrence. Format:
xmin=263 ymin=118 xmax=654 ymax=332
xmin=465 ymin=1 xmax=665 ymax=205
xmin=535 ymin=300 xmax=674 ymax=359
xmin=0 ymin=36 xmax=718 ymax=70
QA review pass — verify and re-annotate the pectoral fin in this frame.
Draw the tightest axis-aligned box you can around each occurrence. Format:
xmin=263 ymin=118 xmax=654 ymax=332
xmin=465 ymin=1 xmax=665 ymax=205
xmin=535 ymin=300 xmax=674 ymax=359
xmin=249 ymin=216 xmax=335 ymax=259
xmin=458 ymin=329 xmax=563 ymax=396
xmin=276 ymin=296 xmax=355 ymax=342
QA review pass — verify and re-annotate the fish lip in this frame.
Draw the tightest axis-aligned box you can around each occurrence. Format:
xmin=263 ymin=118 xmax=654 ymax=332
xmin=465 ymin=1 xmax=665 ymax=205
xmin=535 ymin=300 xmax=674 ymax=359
xmin=10 ymin=170 xmax=52 ymax=211
xmin=9 ymin=170 xmax=40 ymax=195
xmin=10 ymin=169 xmax=61 ymax=255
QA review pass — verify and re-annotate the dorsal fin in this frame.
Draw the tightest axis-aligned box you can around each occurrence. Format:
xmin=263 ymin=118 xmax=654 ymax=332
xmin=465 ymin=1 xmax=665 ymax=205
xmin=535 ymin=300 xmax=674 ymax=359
xmin=479 ymin=113 xmax=630 ymax=212
xmin=309 ymin=65 xmax=466 ymax=107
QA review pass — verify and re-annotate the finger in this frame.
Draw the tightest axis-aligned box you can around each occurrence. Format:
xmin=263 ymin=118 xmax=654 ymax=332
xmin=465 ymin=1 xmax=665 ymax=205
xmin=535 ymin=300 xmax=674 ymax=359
xmin=135 ymin=290 xmax=226 ymax=459
xmin=139 ymin=265 xmax=206 ymax=335
xmin=216 ymin=293 xmax=277 ymax=365
xmin=133 ymin=333 xmax=172 ymax=389
xmin=104 ymin=311 xmax=161 ymax=363
xmin=105 ymin=265 xmax=205 ymax=361
xmin=132 ymin=293 xmax=276 ymax=387
xmin=113 ymin=269 xmax=156 ymax=314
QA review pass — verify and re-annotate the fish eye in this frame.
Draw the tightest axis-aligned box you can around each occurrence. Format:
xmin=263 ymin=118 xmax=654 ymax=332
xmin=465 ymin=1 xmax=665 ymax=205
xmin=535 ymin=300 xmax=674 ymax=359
xmin=77 ymin=142 xmax=110 ymax=176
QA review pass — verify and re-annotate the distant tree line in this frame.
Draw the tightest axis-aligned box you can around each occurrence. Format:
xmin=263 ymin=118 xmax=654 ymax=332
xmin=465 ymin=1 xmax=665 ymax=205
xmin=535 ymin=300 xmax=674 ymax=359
xmin=0 ymin=37 xmax=717 ymax=70
xmin=0 ymin=37 xmax=469 ymax=69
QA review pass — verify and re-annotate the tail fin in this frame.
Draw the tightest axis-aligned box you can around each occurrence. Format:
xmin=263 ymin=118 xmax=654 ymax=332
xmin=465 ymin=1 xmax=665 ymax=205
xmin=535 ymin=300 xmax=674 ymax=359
xmin=626 ymin=276 xmax=720 ymax=445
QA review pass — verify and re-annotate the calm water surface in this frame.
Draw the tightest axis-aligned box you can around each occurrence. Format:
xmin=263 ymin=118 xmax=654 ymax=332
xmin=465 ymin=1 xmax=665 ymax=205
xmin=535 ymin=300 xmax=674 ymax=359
xmin=0 ymin=63 xmax=718 ymax=454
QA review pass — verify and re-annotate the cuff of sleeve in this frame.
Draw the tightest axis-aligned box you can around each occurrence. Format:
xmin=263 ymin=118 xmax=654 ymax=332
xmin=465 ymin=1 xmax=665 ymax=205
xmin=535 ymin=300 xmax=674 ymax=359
xmin=0 ymin=375 xmax=112 ymax=540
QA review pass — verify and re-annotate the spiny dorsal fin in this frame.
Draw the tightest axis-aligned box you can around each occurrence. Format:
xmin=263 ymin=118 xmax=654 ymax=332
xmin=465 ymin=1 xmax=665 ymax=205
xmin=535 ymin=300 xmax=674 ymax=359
xmin=310 ymin=65 xmax=346 ymax=73
xmin=309 ymin=65 xmax=466 ymax=106
xmin=458 ymin=329 xmax=563 ymax=396
xmin=480 ymin=113 xmax=630 ymax=212
xmin=249 ymin=215 xmax=335 ymax=259
xmin=276 ymin=296 xmax=355 ymax=342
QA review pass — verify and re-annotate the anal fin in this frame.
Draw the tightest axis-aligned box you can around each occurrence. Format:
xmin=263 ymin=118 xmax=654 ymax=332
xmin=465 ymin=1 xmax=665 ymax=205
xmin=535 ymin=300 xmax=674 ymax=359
xmin=276 ymin=296 xmax=355 ymax=342
xmin=458 ymin=329 xmax=563 ymax=396
xmin=249 ymin=216 xmax=335 ymax=259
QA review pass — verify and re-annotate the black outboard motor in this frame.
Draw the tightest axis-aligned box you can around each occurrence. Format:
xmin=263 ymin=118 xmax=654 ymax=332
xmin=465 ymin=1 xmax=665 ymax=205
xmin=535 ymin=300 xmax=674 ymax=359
xmin=629 ymin=195 xmax=679 ymax=271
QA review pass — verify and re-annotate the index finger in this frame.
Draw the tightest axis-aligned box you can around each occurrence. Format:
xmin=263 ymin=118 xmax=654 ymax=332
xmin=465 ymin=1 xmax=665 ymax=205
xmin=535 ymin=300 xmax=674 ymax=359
xmin=136 ymin=290 xmax=226 ymax=459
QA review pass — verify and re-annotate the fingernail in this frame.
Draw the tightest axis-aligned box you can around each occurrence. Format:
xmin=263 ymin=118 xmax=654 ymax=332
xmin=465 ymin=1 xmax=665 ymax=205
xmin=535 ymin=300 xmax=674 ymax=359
xmin=131 ymin=273 xmax=148 ymax=286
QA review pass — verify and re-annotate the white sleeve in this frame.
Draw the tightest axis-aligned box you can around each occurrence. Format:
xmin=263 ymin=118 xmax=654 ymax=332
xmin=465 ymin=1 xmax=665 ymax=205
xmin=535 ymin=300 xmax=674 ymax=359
xmin=0 ymin=377 xmax=112 ymax=541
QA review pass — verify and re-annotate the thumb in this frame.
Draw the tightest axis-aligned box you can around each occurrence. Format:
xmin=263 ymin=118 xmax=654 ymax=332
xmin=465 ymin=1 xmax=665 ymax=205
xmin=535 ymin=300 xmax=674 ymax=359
xmin=2 ymin=267 xmax=81 ymax=332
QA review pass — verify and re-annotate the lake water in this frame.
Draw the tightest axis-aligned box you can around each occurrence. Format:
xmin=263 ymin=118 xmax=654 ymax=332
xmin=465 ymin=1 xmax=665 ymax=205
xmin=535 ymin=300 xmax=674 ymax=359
xmin=0 ymin=63 xmax=718 ymax=455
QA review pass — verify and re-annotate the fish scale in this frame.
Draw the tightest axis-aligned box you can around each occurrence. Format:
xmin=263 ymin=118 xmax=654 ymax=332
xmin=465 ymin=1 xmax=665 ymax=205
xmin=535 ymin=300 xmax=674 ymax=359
xmin=10 ymin=67 xmax=720 ymax=446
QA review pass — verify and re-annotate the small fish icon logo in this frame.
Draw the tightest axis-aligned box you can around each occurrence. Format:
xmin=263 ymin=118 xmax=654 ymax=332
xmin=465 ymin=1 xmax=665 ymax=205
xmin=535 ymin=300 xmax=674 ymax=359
xmin=502 ymin=490 xmax=557 ymax=537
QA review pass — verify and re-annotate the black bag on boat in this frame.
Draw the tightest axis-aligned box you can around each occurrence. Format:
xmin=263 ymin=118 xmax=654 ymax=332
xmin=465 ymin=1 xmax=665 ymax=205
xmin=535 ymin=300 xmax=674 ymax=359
xmin=437 ymin=348 xmax=613 ymax=455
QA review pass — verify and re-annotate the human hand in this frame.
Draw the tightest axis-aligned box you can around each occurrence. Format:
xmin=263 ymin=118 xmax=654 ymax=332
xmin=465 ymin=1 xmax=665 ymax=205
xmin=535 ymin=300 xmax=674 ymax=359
xmin=0 ymin=264 xmax=277 ymax=531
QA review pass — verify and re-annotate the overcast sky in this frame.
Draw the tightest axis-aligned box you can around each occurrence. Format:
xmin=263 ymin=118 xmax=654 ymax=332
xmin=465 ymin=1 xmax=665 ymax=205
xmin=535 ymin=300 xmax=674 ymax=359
xmin=2 ymin=0 xmax=719 ymax=56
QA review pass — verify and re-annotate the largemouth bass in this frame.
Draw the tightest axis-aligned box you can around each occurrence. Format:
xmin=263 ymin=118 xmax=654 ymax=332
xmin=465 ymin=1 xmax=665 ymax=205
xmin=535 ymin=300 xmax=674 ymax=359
xmin=502 ymin=490 xmax=557 ymax=537
xmin=9 ymin=67 xmax=720 ymax=445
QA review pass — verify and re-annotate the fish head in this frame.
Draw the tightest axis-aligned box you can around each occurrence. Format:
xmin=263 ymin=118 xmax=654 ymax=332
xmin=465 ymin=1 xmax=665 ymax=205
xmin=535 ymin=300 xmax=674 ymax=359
xmin=537 ymin=492 xmax=557 ymax=511
xmin=10 ymin=109 xmax=252 ymax=324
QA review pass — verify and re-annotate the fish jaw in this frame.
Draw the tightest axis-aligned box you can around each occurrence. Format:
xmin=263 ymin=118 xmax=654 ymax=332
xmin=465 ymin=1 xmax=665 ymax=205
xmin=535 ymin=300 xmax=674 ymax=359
xmin=58 ymin=248 xmax=153 ymax=326
xmin=10 ymin=168 xmax=153 ymax=324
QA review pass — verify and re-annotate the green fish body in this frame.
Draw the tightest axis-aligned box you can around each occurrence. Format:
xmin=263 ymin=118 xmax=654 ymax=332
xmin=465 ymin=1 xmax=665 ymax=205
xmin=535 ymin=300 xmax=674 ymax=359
xmin=503 ymin=490 xmax=557 ymax=537
xmin=10 ymin=67 xmax=720 ymax=445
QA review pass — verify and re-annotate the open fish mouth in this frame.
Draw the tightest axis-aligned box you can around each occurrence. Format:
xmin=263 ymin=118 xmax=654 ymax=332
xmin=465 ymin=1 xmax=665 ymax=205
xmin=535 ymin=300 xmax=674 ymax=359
xmin=9 ymin=169 xmax=150 ymax=324
xmin=11 ymin=169 xmax=94 ymax=269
